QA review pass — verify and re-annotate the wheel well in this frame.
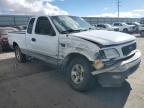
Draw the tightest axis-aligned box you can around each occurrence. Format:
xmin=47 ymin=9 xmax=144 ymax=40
xmin=123 ymin=28 xmax=128 ymax=30
xmin=13 ymin=42 xmax=18 ymax=48
xmin=68 ymin=53 xmax=89 ymax=62
xmin=62 ymin=53 xmax=91 ymax=73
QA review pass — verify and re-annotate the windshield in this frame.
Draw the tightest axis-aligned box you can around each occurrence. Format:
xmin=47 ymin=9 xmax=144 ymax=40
xmin=51 ymin=16 xmax=93 ymax=34
xmin=134 ymin=22 xmax=140 ymax=25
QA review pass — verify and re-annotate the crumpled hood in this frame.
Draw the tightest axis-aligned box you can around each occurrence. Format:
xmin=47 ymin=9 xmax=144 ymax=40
xmin=71 ymin=30 xmax=136 ymax=45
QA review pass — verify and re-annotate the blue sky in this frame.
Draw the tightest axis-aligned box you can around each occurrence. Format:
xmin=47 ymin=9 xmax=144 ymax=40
xmin=0 ymin=0 xmax=144 ymax=17
xmin=51 ymin=0 xmax=144 ymax=17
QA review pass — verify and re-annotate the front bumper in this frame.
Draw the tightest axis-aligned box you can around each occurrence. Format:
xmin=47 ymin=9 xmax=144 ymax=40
xmin=92 ymin=50 xmax=141 ymax=75
xmin=91 ymin=50 xmax=141 ymax=87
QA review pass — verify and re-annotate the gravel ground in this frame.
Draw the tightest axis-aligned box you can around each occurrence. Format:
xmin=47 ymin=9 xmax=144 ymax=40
xmin=0 ymin=35 xmax=143 ymax=108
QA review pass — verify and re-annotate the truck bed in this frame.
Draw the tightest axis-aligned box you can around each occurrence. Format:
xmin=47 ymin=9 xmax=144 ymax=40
xmin=8 ymin=31 xmax=26 ymax=49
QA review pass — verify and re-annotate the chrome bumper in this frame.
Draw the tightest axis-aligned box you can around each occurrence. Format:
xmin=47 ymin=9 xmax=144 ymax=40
xmin=92 ymin=50 xmax=141 ymax=75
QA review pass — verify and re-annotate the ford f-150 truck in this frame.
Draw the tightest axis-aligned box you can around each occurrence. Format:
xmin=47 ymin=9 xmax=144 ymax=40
xmin=8 ymin=15 xmax=141 ymax=91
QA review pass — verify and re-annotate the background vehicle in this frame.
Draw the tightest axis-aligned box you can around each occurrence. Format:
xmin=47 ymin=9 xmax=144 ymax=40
xmin=15 ymin=25 xmax=27 ymax=31
xmin=95 ymin=23 xmax=119 ymax=31
xmin=0 ymin=27 xmax=18 ymax=51
xmin=112 ymin=22 xmax=135 ymax=33
xmin=8 ymin=15 xmax=141 ymax=91
xmin=126 ymin=22 xmax=141 ymax=33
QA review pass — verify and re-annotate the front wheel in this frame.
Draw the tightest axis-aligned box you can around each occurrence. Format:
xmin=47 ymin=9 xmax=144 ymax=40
xmin=66 ymin=57 xmax=95 ymax=91
xmin=14 ymin=45 xmax=26 ymax=63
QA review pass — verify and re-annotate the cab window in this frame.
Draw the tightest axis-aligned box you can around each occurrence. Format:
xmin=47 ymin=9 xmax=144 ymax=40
xmin=35 ymin=17 xmax=56 ymax=36
xmin=97 ymin=24 xmax=106 ymax=28
xmin=27 ymin=18 xmax=35 ymax=34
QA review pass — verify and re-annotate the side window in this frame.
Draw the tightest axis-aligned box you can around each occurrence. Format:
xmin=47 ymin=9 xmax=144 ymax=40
xmin=27 ymin=18 xmax=35 ymax=34
xmin=35 ymin=17 xmax=56 ymax=36
xmin=97 ymin=24 xmax=106 ymax=28
xmin=119 ymin=23 xmax=123 ymax=26
xmin=97 ymin=24 xmax=102 ymax=28
xmin=102 ymin=25 xmax=106 ymax=28
xmin=97 ymin=24 xmax=101 ymax=27
xmin=114 ymin=23 xmax=119 ymax=26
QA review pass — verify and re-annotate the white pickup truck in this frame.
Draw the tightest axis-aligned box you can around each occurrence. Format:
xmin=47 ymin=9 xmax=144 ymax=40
xmin=8 ymin=15 xmax=141 ymax=91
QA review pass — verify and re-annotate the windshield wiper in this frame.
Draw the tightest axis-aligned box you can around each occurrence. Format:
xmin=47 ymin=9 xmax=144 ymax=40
xmin=81 ymin=27 xmax=95 ymax=31
xmin=61 ymin=29 xmax=82 ymax=34
xmin=61 ymin=28 xmax=94 ymax=34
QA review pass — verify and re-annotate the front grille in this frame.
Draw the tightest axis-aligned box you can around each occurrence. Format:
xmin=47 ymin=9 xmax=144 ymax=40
xmin=122 ymin=43 xmax=136 ymax=56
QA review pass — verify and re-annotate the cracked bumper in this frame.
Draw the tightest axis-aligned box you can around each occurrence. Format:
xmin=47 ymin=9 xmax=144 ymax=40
xmin=91 ymin=50 xmax=141 ymax=87
xmin=92 ymin=50 xmax=141 ymax=75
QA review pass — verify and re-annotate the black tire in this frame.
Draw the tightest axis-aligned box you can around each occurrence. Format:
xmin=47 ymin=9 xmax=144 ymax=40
xmin=140 ymin=31 xmax=144 ymax=37
xmin=66 ymin=57 xmax=95 ymax=92
xmin=14 ymin=45 xmax=26 ymax=63
xmin=123 ymin=28 xmax=128 ymax=33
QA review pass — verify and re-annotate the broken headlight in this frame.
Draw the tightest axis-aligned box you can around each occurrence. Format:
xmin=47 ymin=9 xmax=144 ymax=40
xmin=98 ymin=48 xmax=120 ymax=59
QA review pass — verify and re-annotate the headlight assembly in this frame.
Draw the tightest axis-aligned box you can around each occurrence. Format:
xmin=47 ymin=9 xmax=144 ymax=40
xmin=98 ymin=48 xmax=120 ymax=59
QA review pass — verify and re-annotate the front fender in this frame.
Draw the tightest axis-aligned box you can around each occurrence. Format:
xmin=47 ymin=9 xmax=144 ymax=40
xmin=59 ymin=36 xmax=100 ymax=61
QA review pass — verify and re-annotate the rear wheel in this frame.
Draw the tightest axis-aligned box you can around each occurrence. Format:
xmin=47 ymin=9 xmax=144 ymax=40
xmin=123 ymin=28 xmax=128 ymax=33
xmin=66 ymin=57 xmax=95 ymax=91
xmin=14 ymin=45 xmax=26 ymax=63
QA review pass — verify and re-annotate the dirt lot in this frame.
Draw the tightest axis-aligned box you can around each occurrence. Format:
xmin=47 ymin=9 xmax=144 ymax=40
xmin=0 ymin=35 xmax=144 ymax=108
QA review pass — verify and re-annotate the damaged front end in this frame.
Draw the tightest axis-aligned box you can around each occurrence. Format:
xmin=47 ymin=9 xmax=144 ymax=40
xmin=91 ymin=43 xmax=141 ymax=87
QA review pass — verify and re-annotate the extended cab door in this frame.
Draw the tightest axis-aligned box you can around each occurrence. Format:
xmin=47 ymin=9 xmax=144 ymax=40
xmin=26 ymin=16 xmax=58 ymax=60
xmin=26 ymin=17 xmax=35 ymax=50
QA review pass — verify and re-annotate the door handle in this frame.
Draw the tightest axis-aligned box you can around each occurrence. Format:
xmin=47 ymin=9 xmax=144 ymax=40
xmin=31 ymin=38 xmax=36 ymax=42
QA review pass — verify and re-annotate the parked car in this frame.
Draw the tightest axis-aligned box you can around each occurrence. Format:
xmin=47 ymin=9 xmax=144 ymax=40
xmin=112 ymin=22 xmax=135 ymax=33
xmin=14 ymin=25 xmax=27 ymax=31
xmin=8 ymin=15 xmax=141 ymax=91
xmin=126 ymin=22 xmax=141 ymax=33
xmin=0 ymin=27 xmax=18 ymax=51
xmin=95 ymin=24 xmax=119 ymax=31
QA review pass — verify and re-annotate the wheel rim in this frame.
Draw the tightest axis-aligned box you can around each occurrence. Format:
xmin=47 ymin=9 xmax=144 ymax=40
xmin=71 ymin=64 xmax=84 ymax=84
xmin=15 ymin=48 xmax=20 ymax=60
